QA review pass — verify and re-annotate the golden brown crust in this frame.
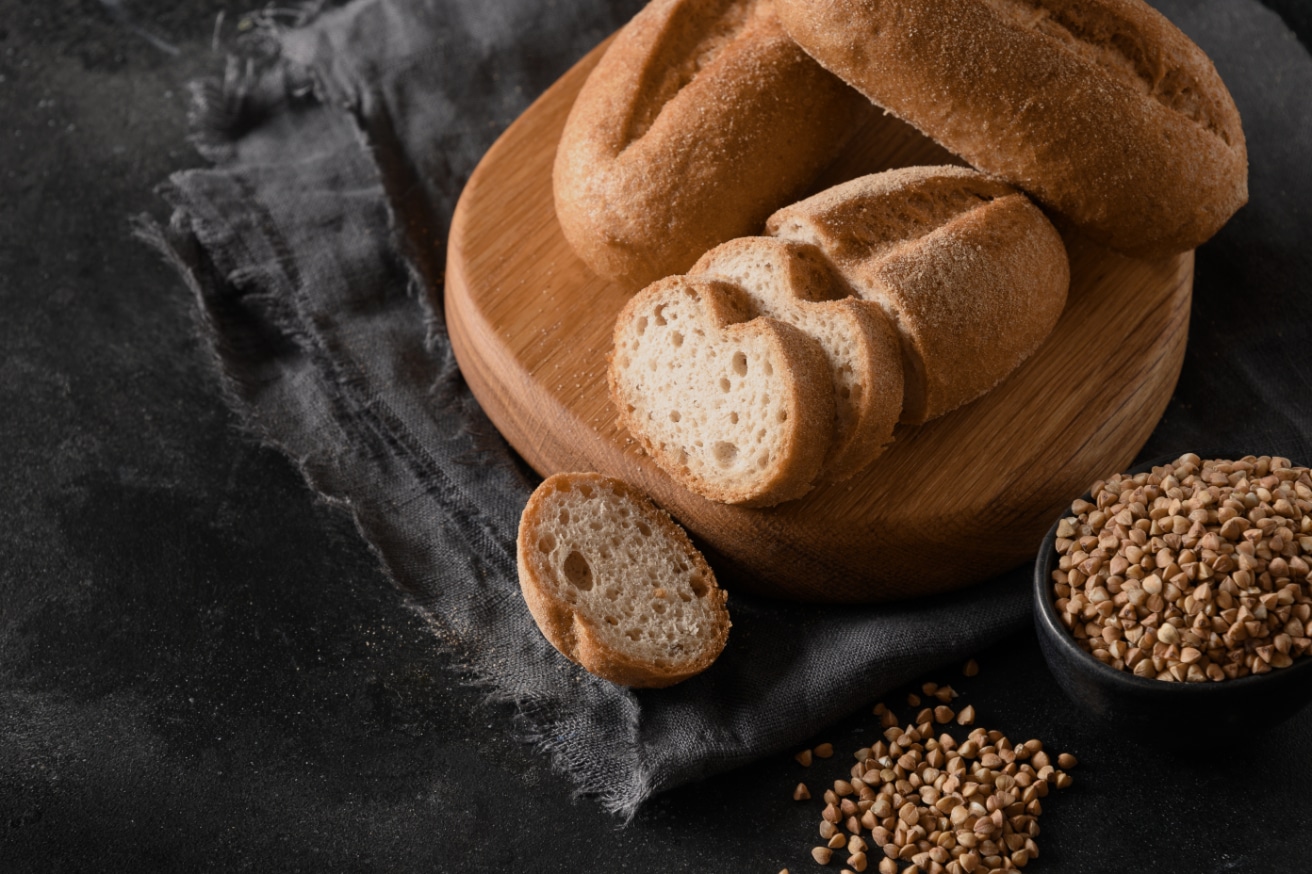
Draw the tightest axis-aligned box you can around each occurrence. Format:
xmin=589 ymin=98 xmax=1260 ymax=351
xmin=871 ymin=195 xmax=1071 ymax=421
xmin=776 ymin=0 xmax=1248 ymax=259
xmin=767 ymin=166 xmax=1070 ymax=425
xmin=516 ymin=473 xmax=730 ymax=688
xmin=553 ymin=0 xmax=872 ymax=289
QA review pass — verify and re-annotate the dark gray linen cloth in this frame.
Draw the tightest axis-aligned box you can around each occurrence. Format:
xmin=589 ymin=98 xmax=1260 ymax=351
xmin=146 ymin=0 xmax=1312 ymax=816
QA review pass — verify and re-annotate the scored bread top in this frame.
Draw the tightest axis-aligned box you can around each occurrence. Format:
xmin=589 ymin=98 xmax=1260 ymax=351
xmin=766 ymin=166 xmax=1069 ymax=424
xmin=608 ymin=276 xmax=836 ymax=506
xmin=690 ymin=237 xmax=902 ymax=482
xmin=775 ymin=0 xmax=1247 ymax=258
xmin=553 ymin=0 xmax=870 ymax=288
xmin=516 ymin=472 xmax=730 ymax=688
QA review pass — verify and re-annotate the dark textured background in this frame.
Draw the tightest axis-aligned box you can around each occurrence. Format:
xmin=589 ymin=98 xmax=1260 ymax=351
xmin=1 ymin=0 xmax=1309 ymax=871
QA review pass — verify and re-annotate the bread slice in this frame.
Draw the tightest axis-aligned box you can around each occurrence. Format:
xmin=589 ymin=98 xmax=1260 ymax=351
xmin=766 ymin=166 xmax=1069 ymax=424
xmin=608 ymin=275 xmax=836 ymax=506
xmin=689 ymin=236 xmax=902 ymax=483
xmin=517 ymin=472 xmax=730 ymax=688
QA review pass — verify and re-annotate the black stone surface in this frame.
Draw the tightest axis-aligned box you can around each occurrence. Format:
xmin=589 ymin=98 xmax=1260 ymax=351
xmin=1 ymin=1 xmax=1309 ymax=871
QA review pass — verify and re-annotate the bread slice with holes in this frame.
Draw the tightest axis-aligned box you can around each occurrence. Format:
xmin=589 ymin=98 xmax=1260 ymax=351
xmin=689 ymin=236 xmax=902 ymax=483
xmin=517 ymin=472 xmax=730 ymax=688
xmin=608 ymin=275 xmax=836 ymax=507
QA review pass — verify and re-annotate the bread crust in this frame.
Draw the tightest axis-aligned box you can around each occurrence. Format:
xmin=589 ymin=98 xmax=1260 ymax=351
xmin=517 ymin=473 xmax=730 ymax=688
xmin=776 ymin=0 xmax=1248 ymax=259
xmin=767 ymin=166 xmax=1070 ymax=424
xmin=553 ymin=0 xmax=871 ymax=288
xmin=609 ymin=276 xmax=836 ymax=506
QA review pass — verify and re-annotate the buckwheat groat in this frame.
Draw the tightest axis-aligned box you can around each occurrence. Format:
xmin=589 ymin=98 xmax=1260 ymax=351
xmin=1052 ymin=454 xmax=1312 ymax=682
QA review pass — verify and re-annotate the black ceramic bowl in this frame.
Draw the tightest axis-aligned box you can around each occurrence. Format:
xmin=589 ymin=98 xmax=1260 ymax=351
xmin=1033 ymin=454 xmax=1312 ymax=744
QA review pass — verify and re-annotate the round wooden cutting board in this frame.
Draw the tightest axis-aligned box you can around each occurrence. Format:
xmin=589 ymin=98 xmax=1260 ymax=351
xmin=445 ymin=40 xmax=1193 ymax=603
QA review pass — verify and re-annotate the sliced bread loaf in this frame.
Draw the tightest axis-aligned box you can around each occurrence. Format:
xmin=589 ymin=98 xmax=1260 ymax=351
xmin=689 ymin=236 xmax=903 ymax=483
xmin=517 ymin=472 xmax=730 ymax=688
xmin=766 ymin=166 xmax=1069 ymax=424
xmin=608 ymin=275 xmax=836 ymax=506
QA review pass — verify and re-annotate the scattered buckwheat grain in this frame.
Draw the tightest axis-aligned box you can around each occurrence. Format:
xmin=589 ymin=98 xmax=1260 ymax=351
xmin=793 ymin=689 xmax=1074 ymax=873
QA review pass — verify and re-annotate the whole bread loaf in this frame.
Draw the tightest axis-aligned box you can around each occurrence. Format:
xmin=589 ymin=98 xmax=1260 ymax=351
xmin=517 ymin=472 xmax=730 ymax=688
xmin=553 ymin=0 xmax=872 ymax=288
xmin=775 ymin=0 xmax=1248 ymax=259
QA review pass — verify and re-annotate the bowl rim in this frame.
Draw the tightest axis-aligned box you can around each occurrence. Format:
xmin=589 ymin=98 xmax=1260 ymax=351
xmin=1033 ymin=451 xmax=1312 ymax=696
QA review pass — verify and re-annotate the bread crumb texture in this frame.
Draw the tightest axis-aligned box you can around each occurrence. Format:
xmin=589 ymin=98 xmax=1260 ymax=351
xmin=517 ymin=472 xmax=730 ymax=688
xmin=609 ymin=276 xmax=835 ymax=506
xmin=691 ymin=236 xmax=903 ymax=482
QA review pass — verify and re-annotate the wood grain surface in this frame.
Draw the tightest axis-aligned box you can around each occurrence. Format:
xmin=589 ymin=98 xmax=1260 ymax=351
xmin=445 ymin=40 xmax=1193 ymax=603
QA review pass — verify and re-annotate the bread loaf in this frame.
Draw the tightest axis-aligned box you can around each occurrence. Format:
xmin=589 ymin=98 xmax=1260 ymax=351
xmin=689 ymin=237 xmax=903 ymax=482
xmin=611 ymin=167 xmax=1069 ymax=506
xmin=517 ymin=472 xmax=730 ymax=688
xmin=553 ymin=0 xmax=872 ymax=288
xmin=767 ymin=166 xmax=1070 ymax=425
xmin=775 ymin=0 xmax=1248 ymax=259
xmin=608 ymin=275 xmax=837 ymax=506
